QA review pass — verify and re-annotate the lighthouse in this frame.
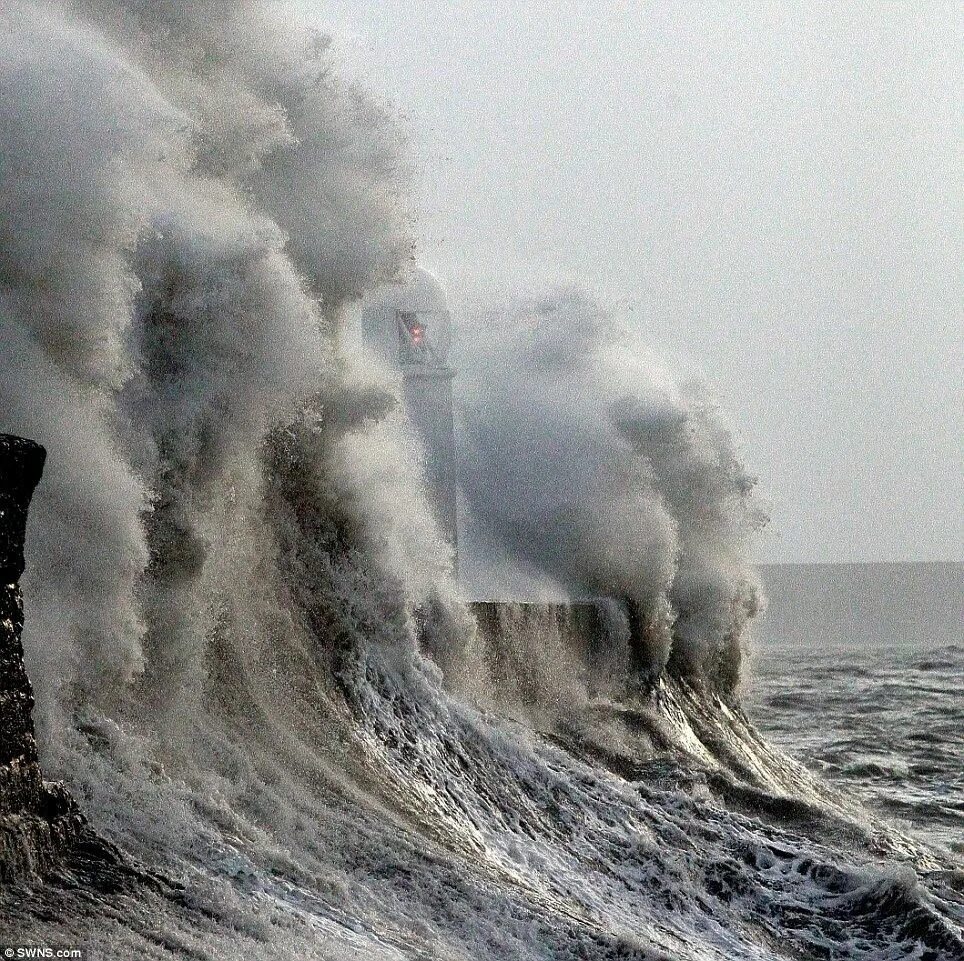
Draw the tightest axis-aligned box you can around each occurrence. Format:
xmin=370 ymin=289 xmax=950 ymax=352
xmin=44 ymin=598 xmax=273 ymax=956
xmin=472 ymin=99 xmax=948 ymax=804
xmin=361 ymin=268 xmax=459 ymax=570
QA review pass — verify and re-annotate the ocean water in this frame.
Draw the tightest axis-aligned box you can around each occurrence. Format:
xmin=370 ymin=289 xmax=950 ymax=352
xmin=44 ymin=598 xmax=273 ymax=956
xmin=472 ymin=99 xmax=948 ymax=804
xmin=747 ymin=563 xmax=964 ymax=855
xmin=7 ymin=560 xmax=964 ymax=959
xmin=2 ymin=6 xmax=962 ymax=956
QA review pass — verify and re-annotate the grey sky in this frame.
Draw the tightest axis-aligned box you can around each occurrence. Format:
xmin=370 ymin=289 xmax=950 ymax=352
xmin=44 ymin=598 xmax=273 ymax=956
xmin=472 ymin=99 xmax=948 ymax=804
xmin=302 ymin=0 xmax=962 ymax=563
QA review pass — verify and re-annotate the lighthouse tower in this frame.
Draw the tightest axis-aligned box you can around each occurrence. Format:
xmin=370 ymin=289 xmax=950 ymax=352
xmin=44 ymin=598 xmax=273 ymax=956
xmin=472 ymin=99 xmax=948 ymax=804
xmin=361 ymin=268 xmax=458 ymax=569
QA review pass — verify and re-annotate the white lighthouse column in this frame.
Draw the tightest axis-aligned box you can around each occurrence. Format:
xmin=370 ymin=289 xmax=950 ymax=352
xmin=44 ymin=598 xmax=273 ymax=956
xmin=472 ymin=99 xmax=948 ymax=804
xmin=403 ymin=365 xmax=458 ymax=567
xmin=361 ymin=268 xmax=460 ymax=574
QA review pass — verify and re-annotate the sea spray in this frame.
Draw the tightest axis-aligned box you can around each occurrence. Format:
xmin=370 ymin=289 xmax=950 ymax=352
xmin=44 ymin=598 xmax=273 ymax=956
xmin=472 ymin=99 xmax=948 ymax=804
xmin=0 ymin=0 xmax=412 ymax=735
xmin=2 ymin=4 xmax=960 ymax=959
xmin=459 ymin=287 xmax=767 ymax=693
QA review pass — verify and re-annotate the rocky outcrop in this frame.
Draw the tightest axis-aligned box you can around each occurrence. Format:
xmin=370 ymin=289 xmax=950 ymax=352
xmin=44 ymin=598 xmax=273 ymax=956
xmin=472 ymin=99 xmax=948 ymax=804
xmin=0 ymin=434 xmax=82 ymax=879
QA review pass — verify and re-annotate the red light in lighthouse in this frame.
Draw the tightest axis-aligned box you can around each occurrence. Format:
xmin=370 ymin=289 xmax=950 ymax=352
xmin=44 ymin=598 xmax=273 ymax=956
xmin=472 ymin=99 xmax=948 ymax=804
xmin=399 ymin=312 xmax=427 ymax=354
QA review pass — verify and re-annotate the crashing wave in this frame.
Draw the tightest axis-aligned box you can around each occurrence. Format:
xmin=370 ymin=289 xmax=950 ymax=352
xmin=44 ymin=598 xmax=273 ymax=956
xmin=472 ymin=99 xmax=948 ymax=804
xmin=0 ymin=2 xmax=961 ymax=959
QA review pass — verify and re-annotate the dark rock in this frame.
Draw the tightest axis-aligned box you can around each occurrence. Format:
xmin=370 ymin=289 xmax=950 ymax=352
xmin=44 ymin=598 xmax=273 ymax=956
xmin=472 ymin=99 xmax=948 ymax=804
xmin=0 ymin=433 xmax=84 ymax=880
xmin=0 ymin=434 xmax=46 ymax=584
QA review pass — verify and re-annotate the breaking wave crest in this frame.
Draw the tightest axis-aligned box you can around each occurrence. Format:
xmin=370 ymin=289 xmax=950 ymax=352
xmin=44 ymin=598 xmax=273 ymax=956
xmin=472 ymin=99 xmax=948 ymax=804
xmin=458 ymin=288 xmax=767 ymax=692
xmin=1 ymin=3 xmax=961 ymax=959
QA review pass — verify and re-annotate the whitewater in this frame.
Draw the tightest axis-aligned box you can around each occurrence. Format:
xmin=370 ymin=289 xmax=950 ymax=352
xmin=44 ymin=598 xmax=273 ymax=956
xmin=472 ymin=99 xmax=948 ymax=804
xmin=1 ymin=2 xmax=962 ymax=958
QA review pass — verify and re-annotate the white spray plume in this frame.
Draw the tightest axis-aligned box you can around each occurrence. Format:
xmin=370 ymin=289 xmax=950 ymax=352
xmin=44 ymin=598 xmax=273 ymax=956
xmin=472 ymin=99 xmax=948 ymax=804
xmin=0 ymin=0 xmax=414 ymax=736
xmin=458 ymin=287 xmax=767 ymax=691
xmin=1 ymin=4 xmax=765 ymax=854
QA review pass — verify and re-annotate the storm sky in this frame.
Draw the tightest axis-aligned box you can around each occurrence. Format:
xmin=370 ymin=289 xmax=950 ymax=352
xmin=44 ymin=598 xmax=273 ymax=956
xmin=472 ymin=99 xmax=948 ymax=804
xmin=303 ymin=0 xmax=961 ymax=564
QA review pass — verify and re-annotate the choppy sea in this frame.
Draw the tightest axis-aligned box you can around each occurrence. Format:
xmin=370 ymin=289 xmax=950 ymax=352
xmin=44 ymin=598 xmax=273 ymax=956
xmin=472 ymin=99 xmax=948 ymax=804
xmin=747 ymin=563 xmax=963 ymax=856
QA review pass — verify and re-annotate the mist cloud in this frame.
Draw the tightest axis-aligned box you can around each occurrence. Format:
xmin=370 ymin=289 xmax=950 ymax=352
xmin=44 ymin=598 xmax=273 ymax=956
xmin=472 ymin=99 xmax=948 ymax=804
xmin=459 ymin=287 xmax=766 ymax=690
